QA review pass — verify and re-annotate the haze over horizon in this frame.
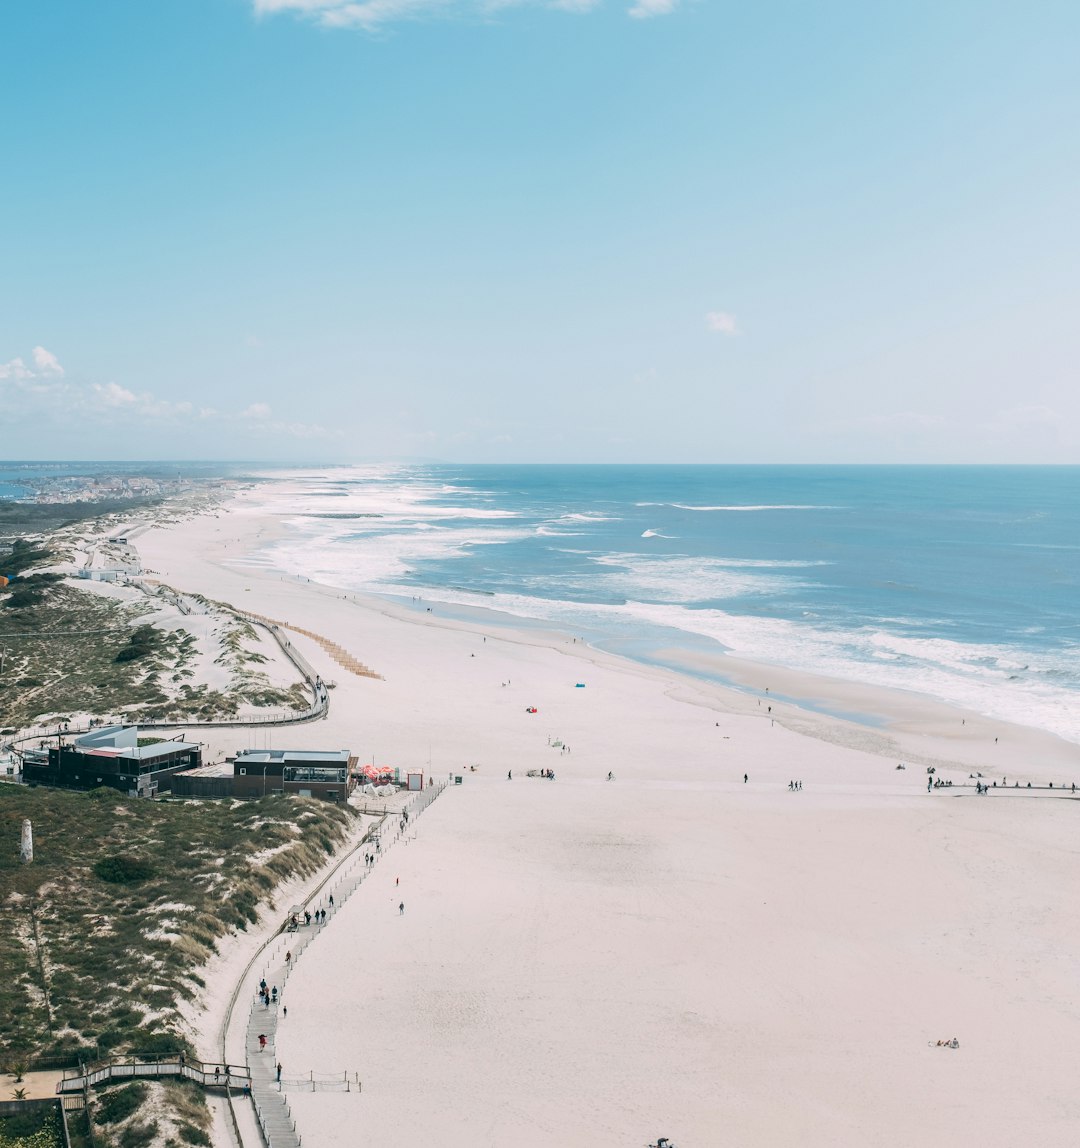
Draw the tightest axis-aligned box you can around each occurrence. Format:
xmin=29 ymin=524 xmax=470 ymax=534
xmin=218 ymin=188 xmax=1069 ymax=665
xmin=3 ymin=1 xmax=1077 ymax=464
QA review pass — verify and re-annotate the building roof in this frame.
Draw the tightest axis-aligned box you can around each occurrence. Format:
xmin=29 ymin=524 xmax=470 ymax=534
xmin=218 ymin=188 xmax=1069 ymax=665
xmin=175 ymin=761 xmax=234 ymax=778
xmin=233 ymin=749 xmax=349 ymax=764
xmin=71 ymin=725 xmax=198 ymax=760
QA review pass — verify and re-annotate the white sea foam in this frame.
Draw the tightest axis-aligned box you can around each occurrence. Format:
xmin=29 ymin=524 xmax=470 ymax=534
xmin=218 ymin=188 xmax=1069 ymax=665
xmin=238 ymin=466 xmax=1080 ymax=745
xmin=259 ymin=520 xmax=533 ymax=588
xmin=635 ymin=502 xmax=842 ymax=512
xmin=585 ymin=554 xmax=804 ymax=602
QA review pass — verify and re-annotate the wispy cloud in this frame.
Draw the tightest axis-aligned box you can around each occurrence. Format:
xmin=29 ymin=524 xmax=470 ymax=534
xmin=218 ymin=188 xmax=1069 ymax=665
xmin=629 ymin=0 xmax=677 ymax=17
xmin=0 ymin=346 xmax=338 ymax=441
xmin=253 ymin=0 xmax=675 ymax=30
xmin=705 ymin=311 xmax=739 ymax=336
xmin=32 ymin=346 xmax=65 ymax=375
xmin=0 ymin=345 xmax=64 ymax=381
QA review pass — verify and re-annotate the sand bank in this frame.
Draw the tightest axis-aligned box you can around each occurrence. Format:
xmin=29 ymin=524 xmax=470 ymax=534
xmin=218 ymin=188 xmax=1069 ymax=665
xmin=133 ymin=493 xmax=1080 ymax=1147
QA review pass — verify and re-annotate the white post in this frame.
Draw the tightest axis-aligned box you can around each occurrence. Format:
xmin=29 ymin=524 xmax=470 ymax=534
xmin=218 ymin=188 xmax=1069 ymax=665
xmin=20 ymin=818 xmax=32 ymax=864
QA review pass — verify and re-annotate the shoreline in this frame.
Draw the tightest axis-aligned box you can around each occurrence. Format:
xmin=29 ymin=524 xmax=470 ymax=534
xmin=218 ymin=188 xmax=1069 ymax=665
xmin=137 ymin=486 xmax=1080 ymax=783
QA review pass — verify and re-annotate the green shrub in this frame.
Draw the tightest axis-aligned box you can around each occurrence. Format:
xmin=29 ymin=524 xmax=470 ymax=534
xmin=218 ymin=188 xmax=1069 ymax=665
xmin=93 ymin=855 xmax=156 ymax=884
xmin=119 ymin=1120 xmax=158 ymax=1148
xmin=95 ymin=1082 xmax=148 ymax=1125
xmin=0 ymin=1107 xmax=52 ymax=1139
xmin=178 ymin=1124 xmax=211 ymax=1146
xmin=131 ymin=1031 xmax=187 ymax=1057
xmin=115 ymin=625 xmax=161 ymax=663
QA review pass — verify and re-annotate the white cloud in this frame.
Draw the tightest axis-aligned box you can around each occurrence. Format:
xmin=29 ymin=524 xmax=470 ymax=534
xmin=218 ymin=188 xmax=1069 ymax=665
xmin=32 ymin=345 xmax=64 ymax=375
xmin=253 ymin=0 xmax=675 ymax=29
xmin=629 ymin=0 xmax=677 ymax=17
xmin=0 ymin=346 xmax=65 ymax=380
xmin=0 ymin=357 xmax=32 ymax=381
xmin=93 ymin=382 xmax=139 ymax=407
xmin=0 ymin=347 xmax=337 ymax=442
xmin=705 ymin=311 xmax=739 ymax=336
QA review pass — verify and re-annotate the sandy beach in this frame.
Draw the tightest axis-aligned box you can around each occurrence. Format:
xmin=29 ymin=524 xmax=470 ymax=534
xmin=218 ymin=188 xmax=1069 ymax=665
xmin=133 ymin=489 xmax=1080 ymax=1147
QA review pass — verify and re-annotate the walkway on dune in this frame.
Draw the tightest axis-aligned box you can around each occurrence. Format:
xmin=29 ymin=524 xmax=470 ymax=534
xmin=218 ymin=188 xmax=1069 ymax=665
xmin=242 ymin=611 xmax=383 ymax=681
xmin=228 ymin=781 xmax=447 ymax=1148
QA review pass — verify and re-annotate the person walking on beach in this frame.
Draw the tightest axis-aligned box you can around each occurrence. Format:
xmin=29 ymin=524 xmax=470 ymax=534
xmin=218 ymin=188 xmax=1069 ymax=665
xmin=508 ymin=770 xmax=512 ymax=780
xmin=399 ymin=901 xmax=405 ymax=915
xmin=744 ymin=773 xmax=748 ymax=784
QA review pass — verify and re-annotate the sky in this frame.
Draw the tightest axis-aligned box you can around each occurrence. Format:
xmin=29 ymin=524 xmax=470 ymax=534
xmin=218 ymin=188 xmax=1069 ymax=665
xmin=2 ymin=0 xmax=1078 ymax=463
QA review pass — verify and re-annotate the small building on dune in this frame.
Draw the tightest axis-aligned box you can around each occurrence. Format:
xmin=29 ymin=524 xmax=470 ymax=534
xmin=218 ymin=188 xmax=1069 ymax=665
xmin=232 ymin=748 xmax=356 ymax=801
xmin=170 ymin=760 xmax=236 ymax=799
xmin=24 ymin=725 xmax=202 ymax=797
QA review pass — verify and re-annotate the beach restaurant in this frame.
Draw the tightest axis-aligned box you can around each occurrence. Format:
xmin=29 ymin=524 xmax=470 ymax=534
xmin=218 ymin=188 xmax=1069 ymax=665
xmin=231 ymin=748 xmax=357 ymax=801
xmin=25 ymin=725 xmax=202 ymax=796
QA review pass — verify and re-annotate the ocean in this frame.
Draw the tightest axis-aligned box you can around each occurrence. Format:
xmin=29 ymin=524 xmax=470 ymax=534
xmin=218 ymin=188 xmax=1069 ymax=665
xmin=230 ymin=464 xmax=1080 ymax=744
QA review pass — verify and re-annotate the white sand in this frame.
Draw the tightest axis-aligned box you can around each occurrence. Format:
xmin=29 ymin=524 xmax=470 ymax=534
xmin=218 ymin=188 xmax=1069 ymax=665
xmin=134 ymin=493 xmax=1080 ymax=1147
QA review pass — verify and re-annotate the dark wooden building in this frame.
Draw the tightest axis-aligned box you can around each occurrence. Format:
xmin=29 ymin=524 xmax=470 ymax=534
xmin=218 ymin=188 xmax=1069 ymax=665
xmin=232 ymin=749 xmax=355 ymax=801
xmin=23 ymin=725 xmax=202 ymax=797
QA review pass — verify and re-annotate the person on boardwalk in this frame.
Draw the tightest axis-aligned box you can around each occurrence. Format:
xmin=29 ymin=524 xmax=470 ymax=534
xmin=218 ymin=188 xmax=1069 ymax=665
xmin=276 ymin=1063 xmax=282 ymax=1082
xmin=285 ymin=950 xmax=292 ymax=964
xmin=399 ymin=901 xmax=405 ymax=915
xmin=258 ymin=1034 xmax=267 ymax=1051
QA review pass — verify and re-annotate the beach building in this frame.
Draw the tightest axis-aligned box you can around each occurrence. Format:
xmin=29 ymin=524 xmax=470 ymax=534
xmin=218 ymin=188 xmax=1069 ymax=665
xmin=171 ymin=760 xmax=236 ymax=798
xmin=231 ymin=748 xmax=356 ymax=801
xmin=23 ymin=725 xmax=202 ymax=797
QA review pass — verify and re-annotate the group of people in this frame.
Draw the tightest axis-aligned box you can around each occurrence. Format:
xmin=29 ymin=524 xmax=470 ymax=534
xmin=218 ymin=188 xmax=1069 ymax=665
xmin=787 ymin=780 xmax=803 ymax=791
xmin=289 ymin=904 xmax=330 ymax=929
xmin=257 ymin=978 xmax=279 ymax=1009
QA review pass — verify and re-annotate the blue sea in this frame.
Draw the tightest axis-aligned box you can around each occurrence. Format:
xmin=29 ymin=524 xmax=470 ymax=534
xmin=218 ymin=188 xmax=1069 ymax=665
xmin=248 ymin=465 xmax=1079 ymax=743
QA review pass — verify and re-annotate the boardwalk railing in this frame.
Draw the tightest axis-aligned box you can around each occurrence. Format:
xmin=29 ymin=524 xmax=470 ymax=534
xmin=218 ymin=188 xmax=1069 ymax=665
xmin=57 ymin=1057 xmax=252 ymax=1094
xmin=239 ymin=782 xmax=449 ymax=1148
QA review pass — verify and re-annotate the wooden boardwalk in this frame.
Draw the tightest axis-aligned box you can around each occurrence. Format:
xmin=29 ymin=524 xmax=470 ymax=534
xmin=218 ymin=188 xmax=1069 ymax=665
xmin=57 ymin=1057 xmax=250 ymax=1094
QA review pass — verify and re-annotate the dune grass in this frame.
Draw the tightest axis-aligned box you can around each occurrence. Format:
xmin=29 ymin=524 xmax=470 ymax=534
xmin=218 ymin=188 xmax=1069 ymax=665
xmin=0 ymin=785 xmax=355 ymax=1064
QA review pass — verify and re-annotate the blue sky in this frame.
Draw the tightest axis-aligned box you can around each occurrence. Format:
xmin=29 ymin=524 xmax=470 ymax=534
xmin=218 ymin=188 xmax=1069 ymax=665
xmin=2 ymin=0 xmax=1078 ymax=462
